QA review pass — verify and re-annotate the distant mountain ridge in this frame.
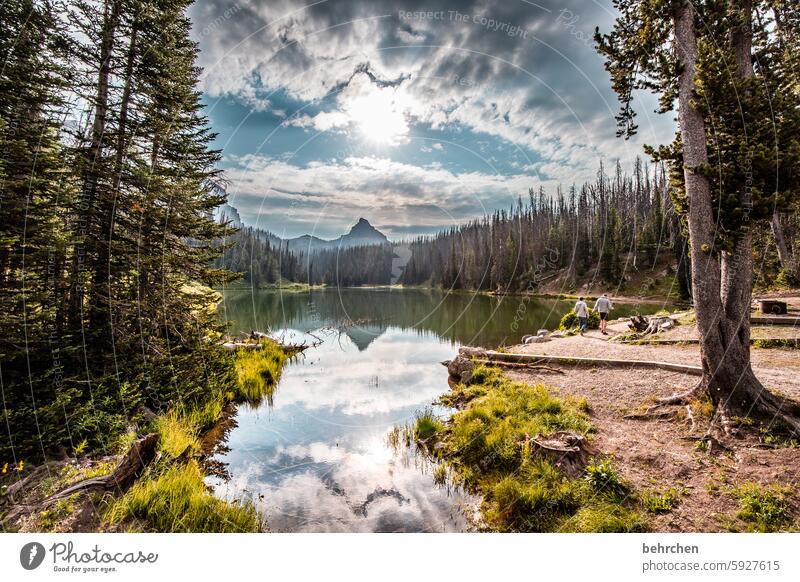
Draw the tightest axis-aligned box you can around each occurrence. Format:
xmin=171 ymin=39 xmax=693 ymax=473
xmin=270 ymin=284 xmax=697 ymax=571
xmin=215 ymin=204 xmax=389 ymax=254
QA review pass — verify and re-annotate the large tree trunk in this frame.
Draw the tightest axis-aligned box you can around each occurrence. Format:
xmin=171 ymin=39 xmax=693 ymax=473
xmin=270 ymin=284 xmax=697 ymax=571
xmin=673 ymin=1 xmax=800 ymax=432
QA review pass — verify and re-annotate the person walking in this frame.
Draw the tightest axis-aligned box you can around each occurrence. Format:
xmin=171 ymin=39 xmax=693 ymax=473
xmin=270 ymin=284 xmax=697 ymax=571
xmin=574 ymin=297 xmax=589 ymax=336
xmin=594 ymin=293 xmax=613 ymax=335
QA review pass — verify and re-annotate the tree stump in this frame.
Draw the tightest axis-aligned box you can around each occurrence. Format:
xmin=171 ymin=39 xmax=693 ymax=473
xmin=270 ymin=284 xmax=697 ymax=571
xmin=522 ymin=431 xmax=598 ymax=477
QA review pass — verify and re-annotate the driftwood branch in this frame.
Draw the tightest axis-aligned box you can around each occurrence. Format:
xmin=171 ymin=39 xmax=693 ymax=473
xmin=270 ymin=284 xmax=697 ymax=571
xmin=221 ymin=330 xmax=320 ymax=353
xmin=2 ymin=434 xmax=159 ymax=526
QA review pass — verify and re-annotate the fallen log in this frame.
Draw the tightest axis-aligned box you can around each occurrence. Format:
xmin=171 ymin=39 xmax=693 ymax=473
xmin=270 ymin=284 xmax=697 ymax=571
xmin=459 ymin=347 xmax=703 ymax=376
xmin=472 ymin=359 xmax=564 ymax=374
xmin=222 ymin=342 xmax=262 ymax=350
xmin=221 ymin=337 xmax=318 ymax=352
xmin=41 ymin=433 xmax=159 ymax=507
xmin=629 ymin=315 xmax=648 ymax=332
xmin=4 ymin=463 xmax=59 ymax=503
xmin=628 ymin=315 xmax=675 ymax=335
xmin=2 ymin=434 xmax=159 ymax=526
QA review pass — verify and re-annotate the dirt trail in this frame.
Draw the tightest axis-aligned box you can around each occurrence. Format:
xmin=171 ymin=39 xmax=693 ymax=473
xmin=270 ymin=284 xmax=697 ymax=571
xmin=505 ymin=316 xmax=800 ymax=532
xmin=512 ymin=317 xmax=800 ymax=400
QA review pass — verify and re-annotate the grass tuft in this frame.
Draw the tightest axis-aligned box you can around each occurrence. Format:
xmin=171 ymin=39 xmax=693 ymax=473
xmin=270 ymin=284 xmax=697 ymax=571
xmin=730 ymin=482 xmax=791 ymax=532
xmin=153 ymin=410 xmax=200 ymax=458
xmin=414 ymin=408 xmax=445 ymax=442
xmin=234 ymin=340 xmax=287 ymax=403
xmin=105 ymin=461 xmax=260 ymax=532
xmin=642 ymin=487 xmax=682 ymax=514
xmin=584 ymin=457 xmax=629 ymax=501
xmin=559 ymin=502 xmax=647 ymax=533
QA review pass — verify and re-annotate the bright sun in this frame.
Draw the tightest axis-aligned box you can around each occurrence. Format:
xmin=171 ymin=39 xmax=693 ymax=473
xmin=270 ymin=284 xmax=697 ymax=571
xmin=346 ymin=88 xmax=409 ymax=146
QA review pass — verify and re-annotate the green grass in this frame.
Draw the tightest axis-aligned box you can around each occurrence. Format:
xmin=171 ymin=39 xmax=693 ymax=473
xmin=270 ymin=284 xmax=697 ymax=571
xmin=36 ymin=494 xmax=82 ymax=532
xmin=153 ymin=410 xmax=201 ymax=458
xmin=585 ymin=457 xmax=629 ymax=501
xmin=559 ymin=502 xmax=648 ymax=532
xmin=730 ymin=482 xmax=791 ymax=532
xmin=105 ymin=461 xmax=260 ymax=532
xmin=420 ymin=364 xmax=645 ymax=532
xmin=105 ymin=340 xmax=290 ymax=532
xmin=234 ymin=339 xmax=287 ymax=403
xmin=753 ymin=339 xmax=800 ymax=349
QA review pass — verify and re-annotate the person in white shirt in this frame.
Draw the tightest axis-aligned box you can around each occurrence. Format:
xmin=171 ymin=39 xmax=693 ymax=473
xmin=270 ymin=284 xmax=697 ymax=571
xmin=594 ymin=293 xmax=613 ymax=335
xmin=574 ymin=297 xmax=589 ymax=335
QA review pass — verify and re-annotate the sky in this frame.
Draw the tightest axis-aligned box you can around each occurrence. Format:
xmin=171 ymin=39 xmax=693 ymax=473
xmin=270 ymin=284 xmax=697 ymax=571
xmin=189 ymin=0 xmax=675 ymax=240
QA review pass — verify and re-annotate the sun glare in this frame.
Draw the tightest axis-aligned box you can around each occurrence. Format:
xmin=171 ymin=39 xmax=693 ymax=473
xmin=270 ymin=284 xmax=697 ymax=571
xmin=347 ymin=88 xmax=409 ymax=146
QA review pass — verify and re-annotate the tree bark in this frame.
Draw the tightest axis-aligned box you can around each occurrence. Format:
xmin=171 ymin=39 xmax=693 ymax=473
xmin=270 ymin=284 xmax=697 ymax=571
xmin=91 ymin=17 xmax=138 ymax=336
xmin=771 ymin=211 xmax=797 ymax=281
xmin=673 ymin=1 xmax=800 ymax=432
xmin=69 ymin=0 xmax=120 ymax=332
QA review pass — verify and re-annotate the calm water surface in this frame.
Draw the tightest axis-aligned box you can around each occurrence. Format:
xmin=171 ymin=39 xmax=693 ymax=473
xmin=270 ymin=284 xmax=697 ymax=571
xmin=210 ymin=288 xmax=665 ymax=532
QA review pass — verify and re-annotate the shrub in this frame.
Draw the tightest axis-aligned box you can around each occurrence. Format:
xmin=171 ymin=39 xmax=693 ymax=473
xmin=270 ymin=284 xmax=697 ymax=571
xmin=774 ymin=268 xmax=798 ymax=289
xmin=559 ymin=309 xmax=600 ymax=330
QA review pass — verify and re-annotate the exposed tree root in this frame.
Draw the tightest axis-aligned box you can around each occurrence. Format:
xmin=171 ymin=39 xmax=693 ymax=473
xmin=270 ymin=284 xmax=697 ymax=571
xmin=657 ymin=379 xmax=706 ymax=405
xmin=750 ymin=390 xmax=800 ymax=436
xmin=685 ymin=405 xmax=695 ymax=432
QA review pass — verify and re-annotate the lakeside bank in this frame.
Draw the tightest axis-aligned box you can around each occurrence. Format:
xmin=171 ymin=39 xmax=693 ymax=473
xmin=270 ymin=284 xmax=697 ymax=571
xmin=1 ymin=339 xmax=291 ymax=533
xmin=410 ymin=303 xmax=800 ymax=532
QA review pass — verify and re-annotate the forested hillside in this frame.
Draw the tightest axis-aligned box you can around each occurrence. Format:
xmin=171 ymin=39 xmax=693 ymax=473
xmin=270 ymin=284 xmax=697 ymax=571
xmin=400 ymin=159 xmax=690 ymax=295
xmin=0 ymin=0 xmax=236 ymax=461
xmin=217 ymin=154 xmax=798 ymax=295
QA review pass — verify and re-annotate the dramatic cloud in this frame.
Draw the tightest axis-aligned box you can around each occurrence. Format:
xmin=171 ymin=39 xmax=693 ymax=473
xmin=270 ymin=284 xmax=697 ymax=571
xmin=190 ymin=0 xmax=675 ymax=235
